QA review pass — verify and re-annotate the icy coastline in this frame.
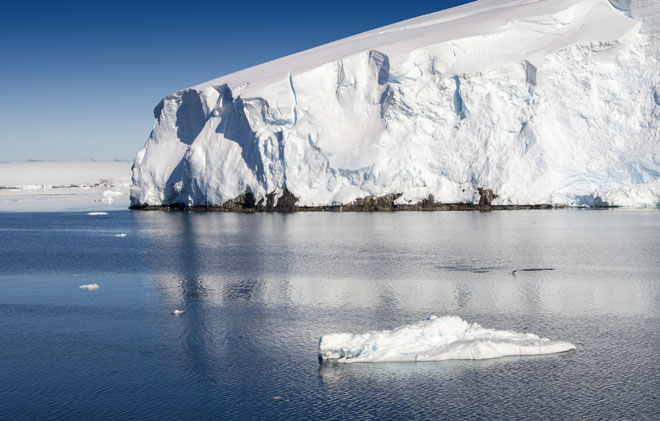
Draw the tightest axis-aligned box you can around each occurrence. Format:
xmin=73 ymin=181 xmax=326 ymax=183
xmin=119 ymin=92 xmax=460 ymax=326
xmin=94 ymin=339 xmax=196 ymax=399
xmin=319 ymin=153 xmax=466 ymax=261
xmin=318 ymin=315 xmax=576 ymax=363
xmin=0 ymin=162 xmax=131 ymax=212
xmin=131 ymin=0 xmax=660 ymax=210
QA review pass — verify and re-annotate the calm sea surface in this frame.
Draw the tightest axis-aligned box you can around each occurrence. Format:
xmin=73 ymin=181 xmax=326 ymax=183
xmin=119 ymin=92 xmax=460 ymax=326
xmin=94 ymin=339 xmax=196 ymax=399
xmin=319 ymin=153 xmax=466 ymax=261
xmin=1 ymin=210 xmax=659 ymax=419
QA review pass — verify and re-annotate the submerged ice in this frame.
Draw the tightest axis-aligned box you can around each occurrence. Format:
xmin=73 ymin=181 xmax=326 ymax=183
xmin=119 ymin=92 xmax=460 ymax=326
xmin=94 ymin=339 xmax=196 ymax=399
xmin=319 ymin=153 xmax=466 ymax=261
xmin=318 ymin=316 xmax=576 ymax=363
xmin=131 ymin=0 xmax=660 ymax=209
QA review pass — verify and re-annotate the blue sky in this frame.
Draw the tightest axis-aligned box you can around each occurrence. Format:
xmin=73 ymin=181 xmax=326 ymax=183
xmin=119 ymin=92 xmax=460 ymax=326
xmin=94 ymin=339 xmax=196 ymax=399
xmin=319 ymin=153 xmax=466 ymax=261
xmin=0 ymin=0 xmax=473 ymax=162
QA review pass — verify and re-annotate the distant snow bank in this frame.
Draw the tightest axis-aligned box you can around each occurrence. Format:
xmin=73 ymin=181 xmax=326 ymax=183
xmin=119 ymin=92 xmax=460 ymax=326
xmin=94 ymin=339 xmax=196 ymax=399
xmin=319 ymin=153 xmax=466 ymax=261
xmin=318 ymin=315 xmax=575 ymax=363
xmin=0 ymin=162 xmax=132 ymax=212
xmin=0 ymin=162 xmax=131 ymax=187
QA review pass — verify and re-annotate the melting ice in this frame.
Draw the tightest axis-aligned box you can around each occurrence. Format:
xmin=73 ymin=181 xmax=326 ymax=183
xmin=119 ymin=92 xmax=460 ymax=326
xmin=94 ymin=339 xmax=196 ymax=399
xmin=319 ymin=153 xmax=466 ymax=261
xmin=318 ymin=315 xmax=575 ymax=363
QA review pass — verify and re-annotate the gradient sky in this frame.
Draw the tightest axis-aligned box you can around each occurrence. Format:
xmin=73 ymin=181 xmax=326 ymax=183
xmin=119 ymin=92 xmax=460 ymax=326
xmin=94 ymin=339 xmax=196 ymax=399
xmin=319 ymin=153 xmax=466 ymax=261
xmin=0 ymin=0 xmax=473 ymax=162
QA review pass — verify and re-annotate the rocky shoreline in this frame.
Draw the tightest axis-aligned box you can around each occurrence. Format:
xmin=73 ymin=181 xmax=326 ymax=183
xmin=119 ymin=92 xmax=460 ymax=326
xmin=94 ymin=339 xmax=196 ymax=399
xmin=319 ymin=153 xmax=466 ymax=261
xmin=129 ymin=189 xmax=563 ymax=213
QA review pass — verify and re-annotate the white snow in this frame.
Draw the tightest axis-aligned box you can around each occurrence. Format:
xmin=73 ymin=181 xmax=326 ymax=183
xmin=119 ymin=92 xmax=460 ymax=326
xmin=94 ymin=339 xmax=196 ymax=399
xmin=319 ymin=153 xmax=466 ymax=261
xmin=103 ymin=190 xmax=124 ymax=196
xmin=592 ymin=180 xmax=660 ymax=207
xmin=611 ymin=0 xmax=660 ymax=32
xmin=131 ymin=0 xmax=660 ymax=209
xmin=0 ymin=162 xmax=131 ymax=212
xmin=318 ymin=315 xmax=576 ymax=363
xmin=79 ymin=283 xmax=100 ymax=291
xmin=102 ymin=189 xmax=124 ymax=203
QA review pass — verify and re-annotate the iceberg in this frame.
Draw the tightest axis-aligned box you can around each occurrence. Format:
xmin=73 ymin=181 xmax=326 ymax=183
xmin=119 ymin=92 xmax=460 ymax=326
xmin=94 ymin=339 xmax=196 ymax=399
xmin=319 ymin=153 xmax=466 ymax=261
xmin=318 ymin=315 xmax=576 ymax=363
xmin=131 ymin=0 xmax=660 ymax=210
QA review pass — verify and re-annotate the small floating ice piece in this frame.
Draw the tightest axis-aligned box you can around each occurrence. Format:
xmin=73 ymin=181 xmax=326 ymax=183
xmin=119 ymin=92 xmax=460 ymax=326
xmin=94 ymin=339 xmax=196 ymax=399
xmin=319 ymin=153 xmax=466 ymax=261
xmin=103 ymin=190 xmax=123 ymax=197
xmin=79 ymin=283 xmax=100 ymax=291
xmin=172 ymin=309 xmax=185 ymax=315
xmin=318 ymin=315 xmax=575 ymax=363
xmin=113 ymin=233 xmax=127 ymax=237
xmin=87 ymin=212 xmax=108 ymax=216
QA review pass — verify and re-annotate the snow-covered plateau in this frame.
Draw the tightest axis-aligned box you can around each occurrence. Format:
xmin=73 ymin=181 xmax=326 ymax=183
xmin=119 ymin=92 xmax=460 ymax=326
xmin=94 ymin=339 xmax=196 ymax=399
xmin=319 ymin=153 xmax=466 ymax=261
xmin=318 ymin=315 xmax=575 ymax=363
xmin=131 ymin=0 xmax=660 ymax=210
xmin=0 ymin=162 xmax=131 ymax=212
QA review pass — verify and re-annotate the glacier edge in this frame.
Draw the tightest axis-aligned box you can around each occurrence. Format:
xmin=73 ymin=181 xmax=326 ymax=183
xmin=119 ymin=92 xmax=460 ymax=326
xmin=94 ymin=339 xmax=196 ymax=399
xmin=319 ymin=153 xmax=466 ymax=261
xmin=131 ymin=0 xmax=660 ymax=210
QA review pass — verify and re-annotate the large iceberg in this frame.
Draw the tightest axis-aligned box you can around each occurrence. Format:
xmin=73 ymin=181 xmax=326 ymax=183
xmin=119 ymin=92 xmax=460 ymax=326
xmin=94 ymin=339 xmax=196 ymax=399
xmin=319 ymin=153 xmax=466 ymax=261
xmin=131 ymin=0 xmax=660 ymax=210
xmin=318 ymin=315 xmax=576 ymax=363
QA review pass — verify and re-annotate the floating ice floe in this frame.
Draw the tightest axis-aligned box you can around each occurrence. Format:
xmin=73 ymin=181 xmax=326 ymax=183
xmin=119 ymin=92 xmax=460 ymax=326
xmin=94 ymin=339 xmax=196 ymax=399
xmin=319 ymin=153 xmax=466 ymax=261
xmin=103 ymin=190 xmax=124 ymax=197
xmin=318 ymin=315 xmax=575 ymax=363
xmin=87 ymin=212 xmax=108 ymax=216
xmin=79 ymin=283 xmax=100 ymax=291
xmin=113 ymin=233 xmax=127 ymax=237
xmin=102 ymin=190 xmax=124 ymax=203
xmin=172 ymin=309 xmax=185 ymax=315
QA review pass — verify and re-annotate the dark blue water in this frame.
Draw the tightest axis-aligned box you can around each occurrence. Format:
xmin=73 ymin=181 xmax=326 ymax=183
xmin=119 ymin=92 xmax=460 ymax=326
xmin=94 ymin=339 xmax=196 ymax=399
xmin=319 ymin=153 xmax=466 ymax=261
xmin=1 ymin=210 xmax=659 ymax=419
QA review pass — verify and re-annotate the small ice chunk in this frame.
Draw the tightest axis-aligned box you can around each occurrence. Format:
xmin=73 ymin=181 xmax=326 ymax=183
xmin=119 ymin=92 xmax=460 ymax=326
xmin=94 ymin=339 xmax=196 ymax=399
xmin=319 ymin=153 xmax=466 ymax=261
xmin=172 ymin=309 xmax=185 ymax=315
xmin=103 ymin=190 xmax=123 ymax=196
xmin=318 ymin=315 xmax=576 ymax=363
xmin=87 ymin=212 xmax=108 ymax=216
xmin=113 ymin=233 xmax=127 ymax=237
xmin=79 ymin=283 xmax=100 ymax=291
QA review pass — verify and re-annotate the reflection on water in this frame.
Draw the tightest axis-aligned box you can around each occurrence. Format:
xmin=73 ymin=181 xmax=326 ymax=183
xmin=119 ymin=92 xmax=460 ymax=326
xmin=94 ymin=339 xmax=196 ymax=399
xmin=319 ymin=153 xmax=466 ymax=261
xmin=137 ymin=211 xmax=659 ymax=317
xmin=0 ymin=210 xmax=659 ymax=419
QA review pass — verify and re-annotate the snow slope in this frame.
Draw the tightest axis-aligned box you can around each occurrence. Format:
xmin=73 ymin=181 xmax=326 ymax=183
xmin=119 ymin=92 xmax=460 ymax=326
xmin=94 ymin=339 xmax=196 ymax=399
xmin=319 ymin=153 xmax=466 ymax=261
xmin=131 ymin=0 xmax=660 ymax=209
xmin=0 ymin=161 xmax=131 ymax=212
xmin=318 ymin=315 xmax=575 ymax=363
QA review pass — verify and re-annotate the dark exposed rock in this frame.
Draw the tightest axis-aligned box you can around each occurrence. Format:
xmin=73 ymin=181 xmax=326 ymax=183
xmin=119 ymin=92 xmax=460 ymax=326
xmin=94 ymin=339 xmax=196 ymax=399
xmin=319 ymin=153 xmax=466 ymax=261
xmin=222 ymin=192 xmax=256 ymax=212
xmin=258 ymin=190 xmax=299 ymax=212
xmin=130 ymin=190 xmax=560 ymax=213
xmin=345 ymin=193 xmax=402 ymax=211
xmin=270 ymin=190 xmax=299 ymax=213
xmin=477 ymin=188 xmax=498 ymax=211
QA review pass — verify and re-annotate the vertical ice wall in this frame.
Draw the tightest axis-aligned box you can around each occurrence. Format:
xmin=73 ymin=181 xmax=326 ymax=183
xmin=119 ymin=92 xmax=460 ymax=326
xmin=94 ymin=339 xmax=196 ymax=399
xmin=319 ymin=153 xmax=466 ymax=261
xmin=610 ymin=0 xmax=660 ymax=32
xmin=130 ymin=0 xmax=660 ymax=209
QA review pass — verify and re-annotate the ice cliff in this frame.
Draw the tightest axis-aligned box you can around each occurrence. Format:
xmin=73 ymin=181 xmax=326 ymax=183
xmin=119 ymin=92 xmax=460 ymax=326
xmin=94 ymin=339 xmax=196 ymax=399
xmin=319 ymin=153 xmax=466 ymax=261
xmin=131 ymin=0 xmax=660 ymax=209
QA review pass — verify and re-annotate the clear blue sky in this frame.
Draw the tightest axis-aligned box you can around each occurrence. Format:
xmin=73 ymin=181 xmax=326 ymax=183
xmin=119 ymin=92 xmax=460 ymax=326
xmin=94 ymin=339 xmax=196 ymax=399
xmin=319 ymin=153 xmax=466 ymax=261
xmin=0 ymin=0 xmax=473 ymax=162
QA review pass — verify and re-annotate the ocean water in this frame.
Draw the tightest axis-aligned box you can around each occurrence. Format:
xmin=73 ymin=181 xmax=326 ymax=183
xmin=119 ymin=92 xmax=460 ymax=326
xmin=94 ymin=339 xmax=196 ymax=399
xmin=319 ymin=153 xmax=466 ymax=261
xmin=0 ymin=210 xmax=659 ymax=419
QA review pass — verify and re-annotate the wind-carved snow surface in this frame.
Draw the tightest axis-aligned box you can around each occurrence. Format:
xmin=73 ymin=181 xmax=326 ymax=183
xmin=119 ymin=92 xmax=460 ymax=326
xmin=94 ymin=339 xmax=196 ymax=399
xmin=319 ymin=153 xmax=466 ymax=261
xmin=318 ymin=315 xmax=576 ymax=363
xmin=131 ymin=0 xmax=660 ymax=209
